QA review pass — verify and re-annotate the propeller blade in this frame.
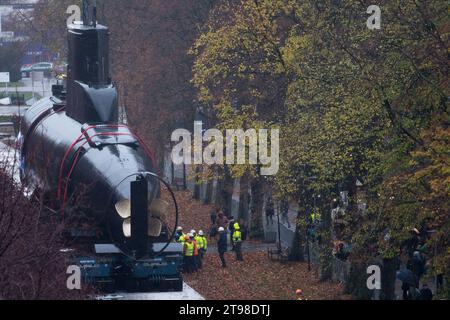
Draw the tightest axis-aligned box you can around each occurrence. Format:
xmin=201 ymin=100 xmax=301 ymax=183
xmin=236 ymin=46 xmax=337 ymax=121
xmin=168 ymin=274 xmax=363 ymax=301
xmin=123 ymin=218 xmax=131 ymax=238
xmin=115 ymin=199 xmax=131 ymax=219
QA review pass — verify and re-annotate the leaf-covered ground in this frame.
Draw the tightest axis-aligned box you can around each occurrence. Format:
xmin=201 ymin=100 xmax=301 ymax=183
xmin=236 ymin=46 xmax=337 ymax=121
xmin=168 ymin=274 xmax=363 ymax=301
xmin=184 ymin=252 xmax=346 ymax=300
xmin=163 ymin=189 xmax=346 ymax=300
xmin=162 ymin=190 xmax=215 ymax=235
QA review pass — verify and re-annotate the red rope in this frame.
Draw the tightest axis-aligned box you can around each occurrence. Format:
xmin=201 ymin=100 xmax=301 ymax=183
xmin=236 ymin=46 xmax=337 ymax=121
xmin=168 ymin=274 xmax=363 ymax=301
xmin=57 ymin=124 xmax=159 ymax=213
xmin=58 ymin=131 xmax=156 ymax=211
xmin=28 ymin=107 xmax=159 ymax=213
xmin=61 ymin=132 xmax=134 ymax=211
xmin=57 ymin=124 xmax=129 ymax=199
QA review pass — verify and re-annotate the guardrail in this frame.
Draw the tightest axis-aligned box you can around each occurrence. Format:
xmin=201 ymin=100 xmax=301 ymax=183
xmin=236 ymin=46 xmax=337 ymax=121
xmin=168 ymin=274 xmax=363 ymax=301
xmin=306 ymin=241 xmax=351 ymax=283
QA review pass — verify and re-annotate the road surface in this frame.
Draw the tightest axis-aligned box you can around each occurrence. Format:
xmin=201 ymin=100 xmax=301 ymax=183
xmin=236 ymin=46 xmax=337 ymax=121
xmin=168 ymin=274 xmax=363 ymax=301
xmin=3 ymin=78 xmax=55 ymax=98
xmin=0 ymin=106 xmax=29 ymax=115
xmin=99 ymin=284 xmax=204 ymax=300
xmin=0 ymin=78 xmax=55 ymax=115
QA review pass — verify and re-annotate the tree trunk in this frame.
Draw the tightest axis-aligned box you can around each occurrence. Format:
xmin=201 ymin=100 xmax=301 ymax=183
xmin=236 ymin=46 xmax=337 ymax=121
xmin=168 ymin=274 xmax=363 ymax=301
xmin=193 ymin=166 xmax=200 ymax=200
xmin=238 ymin=174 xmax=250 ymax=223
xmin=204 ymin=180 xmax=213 ymax=204
xmin=290 ymin=201 xmax=306 ymax=262
xmin=290 ymin=220 xmax=305 ymax=262
xmin=217 ymin=166 xmax=233 ymax=216
xmin=381 ymin=258 xmax=398 ymax=300
xmin=249 ymin=176 xmax=264 ymax=238
xmin=319 ymin=196 xmax=333 ymax=280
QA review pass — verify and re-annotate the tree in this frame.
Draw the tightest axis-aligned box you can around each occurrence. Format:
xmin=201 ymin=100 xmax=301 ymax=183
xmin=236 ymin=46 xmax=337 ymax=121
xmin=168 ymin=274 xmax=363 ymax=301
xmin=191 ymin=0 xmax=449 ymax=297
xmin=0 ymin=42 xmax=24 ymax=82
xmin=0 ymin=146 xmax=87 ymax=299
xmin=101 ymin=0 xmax=217 ymax=169
xmin=283 ymin=0 xmax=449 ymax=296
xmin=191 ymin=0 xmax=293 ymax=235
xmin=10 ymin=0 xmax=80 ymax=57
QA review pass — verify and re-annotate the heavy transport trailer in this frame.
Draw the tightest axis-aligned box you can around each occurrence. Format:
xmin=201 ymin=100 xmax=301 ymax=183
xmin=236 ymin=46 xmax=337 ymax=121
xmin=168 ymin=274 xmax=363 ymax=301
xmin=17 ymin=0 xmax=183 ymax=292
xmin=66 ymin=243 xmax=184 ymax=293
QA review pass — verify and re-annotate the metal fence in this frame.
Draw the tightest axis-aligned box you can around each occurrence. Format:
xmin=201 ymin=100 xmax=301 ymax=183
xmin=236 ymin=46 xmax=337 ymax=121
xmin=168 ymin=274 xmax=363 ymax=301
xmin=307 ymin=241 xmax=351 ymax=283
xmin=332 ymin=256 xmax=351 ymax=283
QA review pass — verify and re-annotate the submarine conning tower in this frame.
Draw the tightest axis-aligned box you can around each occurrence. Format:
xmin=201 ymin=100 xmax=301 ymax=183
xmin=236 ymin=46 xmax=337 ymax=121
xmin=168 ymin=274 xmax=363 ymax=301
xmin=66 ymin=8 xmax=118 ymax=125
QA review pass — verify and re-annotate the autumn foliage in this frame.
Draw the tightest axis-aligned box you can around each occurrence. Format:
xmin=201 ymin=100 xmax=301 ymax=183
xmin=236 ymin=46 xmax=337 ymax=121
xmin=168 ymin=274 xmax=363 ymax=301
xmin=0 ymin=149 xmax=85 ymax=300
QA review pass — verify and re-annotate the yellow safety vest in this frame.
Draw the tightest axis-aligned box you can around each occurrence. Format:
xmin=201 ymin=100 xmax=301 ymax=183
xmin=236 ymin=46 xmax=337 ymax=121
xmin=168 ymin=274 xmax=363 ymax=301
xmin=195 ymin=235 xmax=203 ymax=249
xmin=178 ymin=234 xmax=186 ymax=243
xmin=201 ymin=236 xmax=208 ymax=250
xmin=311 ymin=212 xmax=321 ymax=222
xmin=184 ymin=242 xmax=194 ymax=256
xmin=233 ymin=230 xmax=242 ymax=243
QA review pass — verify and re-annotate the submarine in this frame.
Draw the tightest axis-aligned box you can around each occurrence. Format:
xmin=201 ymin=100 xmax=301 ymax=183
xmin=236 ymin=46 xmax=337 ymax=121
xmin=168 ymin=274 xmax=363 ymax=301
xmin=19 ymin=0 xmax=182 ymax=292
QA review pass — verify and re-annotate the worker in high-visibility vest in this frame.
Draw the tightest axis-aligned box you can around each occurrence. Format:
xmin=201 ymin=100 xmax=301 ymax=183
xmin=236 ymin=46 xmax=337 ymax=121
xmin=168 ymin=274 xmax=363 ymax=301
xmin=176 ymin=226 xmax=186 ymax=243
xmin=194 ymin=231 xmax=203 ymax=270
xmin=232 ymin=222 xmax=244 ymax=262
xmin=198 ymin=230 xmax=208 ymax=252
xmin=310 ymin=212 xmax=321 ymax=224
xmin=197 ymin=230 xmax=207 ymax=268
xmin=190 ymin=231 xmax=199 ymax=272
xmin=183 ymin=234 xmax=195 ymax=273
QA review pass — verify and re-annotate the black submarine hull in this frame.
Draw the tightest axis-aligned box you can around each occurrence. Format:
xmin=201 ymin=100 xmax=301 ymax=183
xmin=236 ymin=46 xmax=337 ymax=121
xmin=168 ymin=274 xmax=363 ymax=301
xmin=20 ymin=96 xmax=158 ymax=249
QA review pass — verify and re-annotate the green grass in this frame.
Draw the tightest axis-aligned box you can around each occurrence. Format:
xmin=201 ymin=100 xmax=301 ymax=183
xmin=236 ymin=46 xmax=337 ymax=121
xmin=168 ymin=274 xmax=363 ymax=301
xmin=1 ymin=82 xmax=25 ymax=88
xmin=0 ymin=115 xmax=12 ymax=122
xmin=0 ymin=92 xmax=42 ymax=101
xmin=22 ymin=92 xmax=42 ymax=101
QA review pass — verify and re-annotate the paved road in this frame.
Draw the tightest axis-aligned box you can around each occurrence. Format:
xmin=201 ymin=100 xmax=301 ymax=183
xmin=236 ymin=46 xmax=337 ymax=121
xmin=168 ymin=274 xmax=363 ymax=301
xmin=207 ymin=239 xmax=271 ymax=254
xmin=0 ymin=106 xmax=29 ymax=115
xmin=0 ymin=78 xmax=57 ymax=115
xmin=100 ymin=284 xmax=204 ymax=300
xmin=1 ymin=78 xmax=55 ymax=99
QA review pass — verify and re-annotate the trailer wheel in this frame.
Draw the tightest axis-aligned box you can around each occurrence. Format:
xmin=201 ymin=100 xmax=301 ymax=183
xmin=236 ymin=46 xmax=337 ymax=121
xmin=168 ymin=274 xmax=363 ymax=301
xmin=174 ymin=278 xmax=183 ymax=292
xmin=98 ymin=279 xmax=116 ymax=293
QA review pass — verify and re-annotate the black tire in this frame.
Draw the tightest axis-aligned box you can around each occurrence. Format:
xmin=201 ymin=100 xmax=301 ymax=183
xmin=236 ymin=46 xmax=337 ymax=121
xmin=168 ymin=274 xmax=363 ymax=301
xmin=98 ymin=279 xmax=116 ymax=293
xmin=174 ymin=277 xmax=183 ymax=292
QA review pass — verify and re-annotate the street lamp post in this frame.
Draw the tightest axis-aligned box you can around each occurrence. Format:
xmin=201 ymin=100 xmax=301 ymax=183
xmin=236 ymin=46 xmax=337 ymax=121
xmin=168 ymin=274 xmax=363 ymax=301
xmin=306 ymin=177 xmax=317 ymax=271
xmin=306 ymin=224 xmax=311 ymax=271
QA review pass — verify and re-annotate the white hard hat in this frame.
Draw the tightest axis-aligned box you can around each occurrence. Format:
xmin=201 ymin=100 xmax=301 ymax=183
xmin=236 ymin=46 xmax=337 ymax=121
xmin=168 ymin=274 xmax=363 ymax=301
xmin=198 ymin=230 xmax=204 ymax=236
xmin=191 ymin=230 xmax=196 ymax=234
xmin=218 ymin=227 xmax=225 ymax=232
xmin=187 ymin=233 xmax=193 ymax=238
xmin=176 ymin=226 xmax=183 ymax=231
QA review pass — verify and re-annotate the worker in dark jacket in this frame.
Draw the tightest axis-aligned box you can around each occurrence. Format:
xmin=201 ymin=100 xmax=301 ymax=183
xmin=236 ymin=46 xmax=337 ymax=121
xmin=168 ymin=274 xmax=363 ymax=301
xmin=411 ymin=251 xmax=425 ymax=284
xmin=217 ymin=227 xmax=228 ymax=268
